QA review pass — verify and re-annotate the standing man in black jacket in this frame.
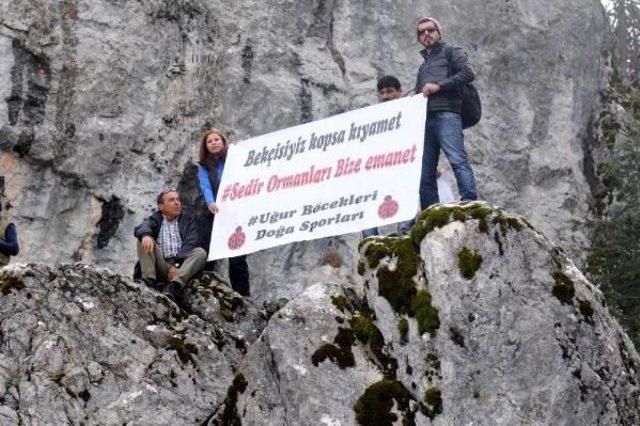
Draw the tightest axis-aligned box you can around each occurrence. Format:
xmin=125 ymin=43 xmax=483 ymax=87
xmin=414 ymin=17 xmax=478 ymax=209
xmin=134 ymin=189 xmax=206 ymax=301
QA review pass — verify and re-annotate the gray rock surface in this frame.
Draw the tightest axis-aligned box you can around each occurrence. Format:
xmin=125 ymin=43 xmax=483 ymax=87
xmin=247 ymin=234 xmax=361 ymax=307
xmin=184 ymin=271 xmax=267 ymax=344
xmin=222 ymin=282 xmax=396 ymax=426
xmin=359 ymin=202 xmax=640 ymax=425
xmin=0 ymin=0 xmax=609 ymax=283
xmin=211 ymin=202 xmax=640 ymax=425
xmin=0 ymin=202 xmax=639 ymax=425
xmin=0 ymin=263 xmax=261 ymax=425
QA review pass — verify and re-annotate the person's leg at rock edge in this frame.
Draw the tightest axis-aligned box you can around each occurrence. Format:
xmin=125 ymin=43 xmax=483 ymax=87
xmin=361 ymin=227 xmax=380 ymax=238
xmin=172 ymin=247 xmax=207 ymax=287
xmin=198 ymin=211 xmax=215 ymax=271
xmin=137 ymin=241 xmax=169 ymax=283
xmin=396 ymin=219 xmax=414 ymax=235
xmin=229 ymin=255 xmax=250 ymax=297
xmin=437 ymin=112 xmax=477 ymax=201
xmin=419 ymin=112 xmax=441 ymax=210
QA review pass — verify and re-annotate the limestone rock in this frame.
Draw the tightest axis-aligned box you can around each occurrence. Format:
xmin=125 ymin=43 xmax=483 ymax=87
xmin=247 ymin=235 xmax=360 ymax=306
xmin=220 ymin=281 xmax=430 ymax=425
xmin=209 ymin=201 xmax=639 ymax=425
xmin=0 ymin=263 xmax=254 ymax=425
xmin=1 ymin=201 xmax=639 ymax=425
xmin=183 ymin=271 xmax=267 ymax=345
xmin=0 ymin=0 xmax=609 ymax=279
xmin=358 ymin=201 xmax=640 ymax=424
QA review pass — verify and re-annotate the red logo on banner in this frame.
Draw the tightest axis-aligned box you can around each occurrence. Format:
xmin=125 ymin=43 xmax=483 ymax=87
xmin=378 ymin=195 xmax=399 ymax=219
xmin=228 ymin=226 xmax=246 ymax=250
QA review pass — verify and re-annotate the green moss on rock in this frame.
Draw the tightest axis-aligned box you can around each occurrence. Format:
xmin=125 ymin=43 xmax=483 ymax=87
xmin=364 ymin=242 xmax=392 ymax=269
xmin=213 ymin=325 xmax=227 ymax=350
xmin=398 ymin=318 xmax=409 ymax=345
xmin=377 ymin=266 xmax=418 ymax=315
xmin=552 ymin=272 xmax=575 ymax=304
xmin=411 ymin=207 xmax=452 ymax=246
xmin=167 ymin=336 xmax=199 ymax=366
xmin=478 ymin=217 xmax=489 ymax=234
xmin=357 ymin=260 xmax=366 ymax=276
xmin=0 ymin=275 xmax=25 ymax=295
xmin=373 ymin=239 xmax=420 ymax=315
xmin=578 ymin=299 xmax=595 ymax=322
xmin=219 ymin=308 xmax=235 ymax=322
xmin=410 ymin=290 xmax=440 ymax=337
xmin=422 ymin=387 xmax=443 ymax=420
xmin=331 ymin=295 xmax=353 ymax=314
xmin=354 ymin=379 xmax=414 ymax=426
xmin=451 ymin=208 xmax=469 ymax=222
xmin=458 ymin=247 xmax=483 ymax=280
xmin=350 ymin=315 xmax=397 ymax=378
xmin=411 ymin=203 xmax=495 ymax=246
xmin=311 ymin=328 xmax=356 ymax=369
xmin=219 ymin=373 xmax=248 ymax=426
xmin=466 ymin=204 xmax=493 ymax=219
xmin=493 ymin=212 xmax=524 ymax=236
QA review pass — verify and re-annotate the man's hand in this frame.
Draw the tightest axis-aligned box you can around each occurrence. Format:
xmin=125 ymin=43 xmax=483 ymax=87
xmin=141 ymin=236 xmax=155 ymax=253
xmin=167 ymin=266 xmax=179 ymax=281
xmin=422 ymin=83 xmax=441 ymax=97
xmin=208 ymin=202 xmax=219 ymax=215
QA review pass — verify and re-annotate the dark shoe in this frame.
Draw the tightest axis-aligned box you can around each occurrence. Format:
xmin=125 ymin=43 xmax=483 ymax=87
xmin=137 ymin=277 xmax=158 ymax=290
xmin=203 ymin=260 xmax=217 ymax=272
xmin=163 ymin=281 xmax=182 ymax=303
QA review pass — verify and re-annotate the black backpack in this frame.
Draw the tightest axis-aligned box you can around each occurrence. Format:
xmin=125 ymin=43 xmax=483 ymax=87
xmin=445 ymin=46 xmax=481 ymax=129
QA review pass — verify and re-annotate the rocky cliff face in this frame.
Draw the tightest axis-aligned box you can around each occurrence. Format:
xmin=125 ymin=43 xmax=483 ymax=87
xmin=229 ymin=203 xmax=640 ymax=425
xmin=0 ymin=263 xmax=266 ymax=424
xmin=1 ymin=203 xmax=638 ymax=425
xmin=0 ymin=0 xmax=608 ymax=279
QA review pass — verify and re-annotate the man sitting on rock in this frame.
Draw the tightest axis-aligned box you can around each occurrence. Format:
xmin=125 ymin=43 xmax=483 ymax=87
xmin=134 ymin=189 xmax=206 ymax=302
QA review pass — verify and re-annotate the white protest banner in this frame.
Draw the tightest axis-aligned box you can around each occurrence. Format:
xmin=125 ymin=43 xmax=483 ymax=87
xmin=208 ymin=94 xmax=427 ymax=260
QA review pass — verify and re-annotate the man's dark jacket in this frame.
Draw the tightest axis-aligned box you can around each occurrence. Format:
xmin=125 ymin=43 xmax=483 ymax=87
xmin=133 ymin=209 xmax=200 ymax=260
xmin=414 ymin=41 xmax=475 ymax=114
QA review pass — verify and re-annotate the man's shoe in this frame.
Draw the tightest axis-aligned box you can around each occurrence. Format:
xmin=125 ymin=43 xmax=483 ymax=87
xmin=163 ymin=281 xmax=182 ymax=303
xmin=137 ymin=277 xmax=158 ymax=290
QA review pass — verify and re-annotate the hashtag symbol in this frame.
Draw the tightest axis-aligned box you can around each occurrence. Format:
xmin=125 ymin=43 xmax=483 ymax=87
xmin=221 ymin=185 xmax=231 ymax=202
xmin=248 ymin=216 xmax=258 ymax=226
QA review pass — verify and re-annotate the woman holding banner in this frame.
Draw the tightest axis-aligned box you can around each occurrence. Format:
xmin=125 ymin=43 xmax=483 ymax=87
xmin=197 ymin=129 xmax=250 ymax=297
